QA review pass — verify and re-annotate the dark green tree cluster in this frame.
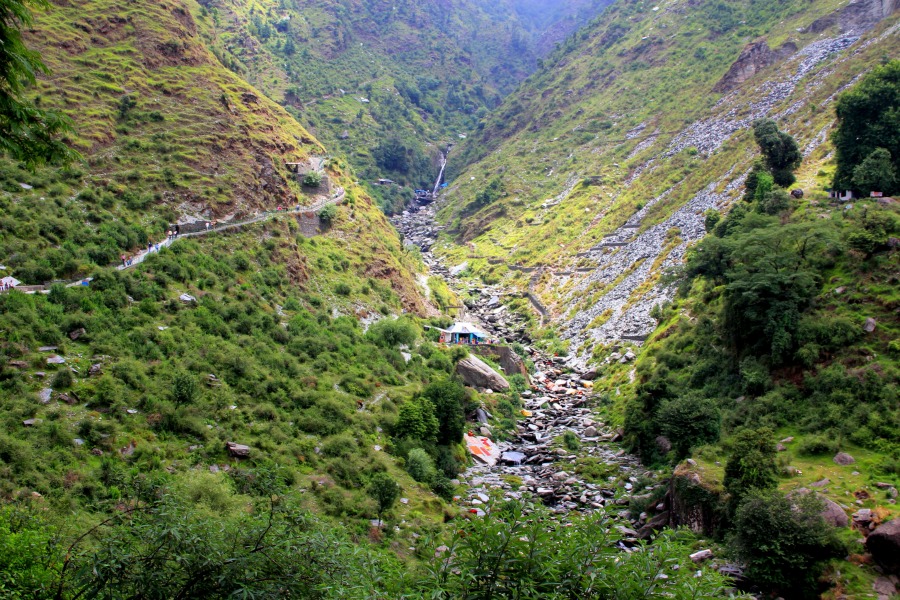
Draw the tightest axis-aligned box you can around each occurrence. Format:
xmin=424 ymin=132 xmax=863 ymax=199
xmin=391 ymin=377 xmax=468 ymax=498
xmin=0 ymin=0 xmax=76 ymax=167
xmin=0 ymin=492 xmax=747 ymax=600
xmin=751 ymin=118 xmax=802 ymax=187
xmin=832 ymin=60 xmax=900 ymax=196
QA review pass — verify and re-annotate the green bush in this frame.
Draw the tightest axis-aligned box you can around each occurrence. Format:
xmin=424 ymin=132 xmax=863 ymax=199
xmin=302 ymin=171 xmax=322 ymax=187
xmin=731 ymin=491 xmax=844 ymax=598
xmin=366 ymin=317 xmax=417 ymax=348
xmin=796 ymin=435 xmax=839 ymax=457
xmin=405 ymin=448 xmax=436 ymax=483
xmin=658 ymin=394 xmax=721 ymax=459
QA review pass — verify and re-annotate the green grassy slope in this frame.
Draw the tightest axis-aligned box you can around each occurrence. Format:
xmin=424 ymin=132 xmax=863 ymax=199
xmin=0 ymin=0 xmax=477 ymax=540
xmin=440 ymin=0 xmax=899 ymax=263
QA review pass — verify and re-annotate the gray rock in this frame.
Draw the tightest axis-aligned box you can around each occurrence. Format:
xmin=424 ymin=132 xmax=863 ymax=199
xmin=456 ymin=355 xmax=510 ymax=392
xmin=833 ymin=452 xmax=856 ymax=465
xmin=655 ymin=436 xmax=672 ymax=454
xmin=584 ymin=426 xmax=598 ymax=437
xmin=226 ymin=441 xmax=251 ymax=458
xmin=864 ymin=317 xmax=877 ymax=333
xmin=690 ymin=549 xmax=714 ymax=562
xmin=873 ymin=576 xmax=897 ymax=599
xmin=867 ymin=519 xmax=900 ymax=574
xmin=819 ymin=496 xmax=849 ymax=528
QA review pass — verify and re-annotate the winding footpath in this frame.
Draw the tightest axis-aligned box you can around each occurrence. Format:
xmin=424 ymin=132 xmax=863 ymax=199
xmin=7 ymin=188 xmax=344 ymax=293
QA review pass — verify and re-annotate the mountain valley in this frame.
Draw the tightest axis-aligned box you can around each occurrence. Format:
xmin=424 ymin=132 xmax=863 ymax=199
xmin=0 ymin=0 xmax=898 ymax=598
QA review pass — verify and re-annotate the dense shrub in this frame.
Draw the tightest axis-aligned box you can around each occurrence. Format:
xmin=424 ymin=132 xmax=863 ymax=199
xmin=731 ymin=491 xmax=844 ymax=598
xmin=405 ymin=448 xmax=436 ymax=483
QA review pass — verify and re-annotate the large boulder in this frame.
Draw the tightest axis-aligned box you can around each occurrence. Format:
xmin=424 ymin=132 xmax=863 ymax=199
xmin=456 ymin=355 xmax=510 ymax=392
xmin=791 ymin=488 xmax=848 ymax=528
xmin=225 ymin=441 xmax=251 ymax=458
xmin=833 ymin=452 xmax=856 ymax=465
xmin=867 ymin=519 xmax=900 ymax=574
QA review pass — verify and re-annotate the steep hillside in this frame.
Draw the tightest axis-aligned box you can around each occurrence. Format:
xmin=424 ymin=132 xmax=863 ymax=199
xmin=0 ymin=0 xmax=428 ymax=307
xmin=0 ymin=0 xmax=468 ymax=544
xmin=427 ymin=3 xmax=900 ymax=595
xmin=439 ymin=0 xmax=899 ymax=360
xmin=192 ymin=0 xmax=613 ymax=210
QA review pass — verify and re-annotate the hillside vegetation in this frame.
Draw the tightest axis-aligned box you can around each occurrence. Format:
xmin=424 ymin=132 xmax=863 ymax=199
xmin=194 ymin=0 xmax=612 ymax=211
xmin=429 ymin=1 xmax=900 ymax=596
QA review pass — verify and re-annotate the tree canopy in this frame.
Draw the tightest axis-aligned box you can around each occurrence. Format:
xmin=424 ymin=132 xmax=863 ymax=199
xmin=0 ymin=0 xmax=76 ymax=166
xmin=832 ymin=59 xmax=900 ymax=194
xmin=752 ymin=118 xmax=802 ymax=187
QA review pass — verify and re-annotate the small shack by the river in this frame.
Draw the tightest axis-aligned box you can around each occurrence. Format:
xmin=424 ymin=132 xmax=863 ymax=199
xmin=436 ymin=322 xmax=489 ymax=345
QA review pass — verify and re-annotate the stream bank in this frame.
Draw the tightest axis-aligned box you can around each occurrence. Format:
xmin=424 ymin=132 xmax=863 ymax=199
xmin=391 ymin=201 xmax=667 ymax=539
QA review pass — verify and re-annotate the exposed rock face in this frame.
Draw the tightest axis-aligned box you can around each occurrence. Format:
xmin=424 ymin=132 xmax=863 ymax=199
xmin=456 ymin=355 xmax=510 ymax=392
xmin=792 ymin=488 xmax=849 ymax=528
xmin=806 ymin=0 xmax=899 ymax=35
xmin=470 ymin=345 xmax=530 ymax=381
xmin=669 ymin=464 xmax=725 ymax=535
xmin=225 ymin=441 xmax=251 ymax=458
xmin=714 ymin=40 xmax=798 ymax=92
xmin=867 ymin=519 xmax=900 ymax=573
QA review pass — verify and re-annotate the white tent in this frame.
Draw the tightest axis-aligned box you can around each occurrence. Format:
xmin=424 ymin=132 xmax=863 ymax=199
xmin=0 ymin=276 xmax=21 ymax=289
xmin=437 ymin=322 xmax=489 ymax=343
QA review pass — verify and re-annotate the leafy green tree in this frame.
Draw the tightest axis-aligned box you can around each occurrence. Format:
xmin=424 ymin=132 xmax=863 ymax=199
xmin=366 ymin=316 xmax=417 ymax=348
xmin=471 ymin=176 xmax=505 ymax=209
xmin=731 ymin=491 xmax=844 ymax=599
xmin=368 ymin=472 xmax=400 ymax=524
xmin=171 ymin=370 xmax=198 ymax=406
xmin=723 ymin=428 xmax=778 ymax=508
xmin=742 ymin=160 xmax=767 ymax=202
xmin=658 ymin=393 xmax=721 ymax=459
xmin=317 ymin=203 xmax=337 ymax=224
xmin=60 ymin=495 xmax=387 ymax=599
xmin=852 ymin=147 xmax=896 ymax=195
xmin=0 ymin=0 xmax=76 ymax=166
xmin=394 ymin=396 xmax=438 ymax=441
xmin=417 ymin=497 xmax=746 ymax=599
xmin=423 ymin=378 xmax=467 ymax=445
xmin=752 ymin=119 xmax=802 ymax=187
xmin=373 ymin=137 xmax=410 ymax=172
xmin=405 ymin=448 xmax=436 ymax=483
xmin=832 ymin=60 xmax=900 ymax=194
xmin=703 ymin=208 xmax=721 ymax=232
xmin=756 ymin=186 xmax=791 ymax=216
xmin=303 ymin=171 xmax=322 ymax=187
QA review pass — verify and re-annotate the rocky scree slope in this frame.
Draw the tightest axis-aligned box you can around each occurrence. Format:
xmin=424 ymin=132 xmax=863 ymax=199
xmin=436 ymin=0 xmax=899 ymax=365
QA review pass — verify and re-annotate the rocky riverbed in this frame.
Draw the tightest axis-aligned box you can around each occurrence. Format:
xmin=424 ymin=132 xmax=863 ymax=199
xmin=391 ymin=202 xmax=666 ymax=540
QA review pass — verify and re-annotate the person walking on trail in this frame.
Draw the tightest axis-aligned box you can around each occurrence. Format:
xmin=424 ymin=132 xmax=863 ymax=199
xmin=174 ymin=224 xmax=180 ymax=237
xmin=147 ymin=240 xmax=153 ymax=253
xmin=206 ymin=222 xmax=210 ymax=231
xmin=121 ymin=254 xmax=127 ymax=267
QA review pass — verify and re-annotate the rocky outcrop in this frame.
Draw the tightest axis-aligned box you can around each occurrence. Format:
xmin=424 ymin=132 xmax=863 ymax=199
xmin=714 ymin=40 xmax=798 ymax=92
xmin=669 ymin=462 xmax=725 ymax=535
xmin=225 ymin=441 xmax=251 ymax=458
xmin=456 ymin=355 xmax=510 ymax=392
xmin=470 ymin=345 xmax=530 ymax=381
xmin=867 ymin=519 xmax=900 ymax=573
xmin=806 ymin=0 xmax=899 ymax=35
